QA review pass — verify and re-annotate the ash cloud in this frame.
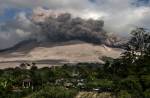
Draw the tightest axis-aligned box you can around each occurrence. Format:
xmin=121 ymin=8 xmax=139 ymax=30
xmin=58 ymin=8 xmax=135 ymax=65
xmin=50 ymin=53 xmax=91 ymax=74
xmin=0 ymin=6 xmax=126 ymax=50
xmin=0 ymin=8 xmax=122 ymax=50
xmin=31 ymin=8 xmax=122 ymax=46
xmin=0 ymin=1 xmax=150 ymax=49
xmin=34 ymin=12 xmax=107 ymax=44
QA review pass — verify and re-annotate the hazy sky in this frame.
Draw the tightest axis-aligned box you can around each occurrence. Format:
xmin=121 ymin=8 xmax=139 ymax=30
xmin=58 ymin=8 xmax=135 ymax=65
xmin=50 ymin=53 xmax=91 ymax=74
xmin=0 ymin=0 xmax=150 ymax=49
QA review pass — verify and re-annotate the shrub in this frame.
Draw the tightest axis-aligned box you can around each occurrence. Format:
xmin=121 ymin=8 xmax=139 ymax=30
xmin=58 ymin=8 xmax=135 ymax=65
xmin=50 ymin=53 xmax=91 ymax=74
xmin=144 ymin=89 xmax=150 ymax=98
xmin=115 ymin=76 xmax=143 ymax=98
xmin=25 ymin=86 xmax=78 ymax=98
xmin=86 ymin=79 xmax=113 ymax=90
xmin=117 ymin=90 xmax=132 ymax=98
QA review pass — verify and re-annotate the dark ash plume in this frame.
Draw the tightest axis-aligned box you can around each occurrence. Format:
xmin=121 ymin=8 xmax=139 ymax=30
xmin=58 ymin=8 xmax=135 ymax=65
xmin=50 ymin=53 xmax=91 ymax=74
xmin=0 ymin=12 xmax=123 ymax=50
xmin=34 ymin=13 xmax=107 ymax=44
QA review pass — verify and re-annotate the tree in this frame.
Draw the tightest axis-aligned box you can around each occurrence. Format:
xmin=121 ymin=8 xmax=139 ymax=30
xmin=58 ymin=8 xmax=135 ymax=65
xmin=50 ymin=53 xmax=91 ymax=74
xmin=123 ymin=28 xmax=150 ymax=61
xmin=107 ymin=28 xmax=150 ymax=98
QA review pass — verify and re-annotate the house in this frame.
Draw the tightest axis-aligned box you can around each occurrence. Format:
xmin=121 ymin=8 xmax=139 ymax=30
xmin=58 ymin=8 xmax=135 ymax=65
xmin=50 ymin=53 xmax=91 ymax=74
xmin=22 ymin=78 xmax=33 ymax=89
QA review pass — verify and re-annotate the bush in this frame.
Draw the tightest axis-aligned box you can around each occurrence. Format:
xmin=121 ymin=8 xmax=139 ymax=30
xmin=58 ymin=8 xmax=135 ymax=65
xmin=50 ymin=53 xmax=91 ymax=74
xmin=25 ymin=86 xmax=78 ymax=98
xmin=117 ymin=90 xmax=132 ymax=98
xmin=144 ymin=89 xmax=150 ymax=98
xmin=86 ymin=79 xmax=113 ymax=90
xmin=114 ymin=76 xmax=143 ymax=98
xmin=141 ymin=75 xmax=150 ymax=89
xmin=117 ymin=76 xmax=142 ymax=92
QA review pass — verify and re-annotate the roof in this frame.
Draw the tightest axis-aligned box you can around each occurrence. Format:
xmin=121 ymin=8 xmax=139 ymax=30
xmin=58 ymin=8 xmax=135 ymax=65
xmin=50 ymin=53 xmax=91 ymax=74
xmin=23 ymin=79 xmax=32 ymax=82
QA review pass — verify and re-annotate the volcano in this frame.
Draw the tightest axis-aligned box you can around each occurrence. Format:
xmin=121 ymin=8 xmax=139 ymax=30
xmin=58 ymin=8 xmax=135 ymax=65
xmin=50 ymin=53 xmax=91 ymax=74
xmin=0 ymin=40 xmax=123 ymax=69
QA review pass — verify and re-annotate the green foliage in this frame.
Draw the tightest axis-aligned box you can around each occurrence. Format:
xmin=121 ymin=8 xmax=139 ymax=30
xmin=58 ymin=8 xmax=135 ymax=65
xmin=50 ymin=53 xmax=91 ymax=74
xmin=108 ymin=28 xmax=150 ymax=98
xmin=86 ymin=79 xmax=113 ymax=89
xmin=141 ymin=75 xmax=150 ymax=89
xmin=119 ymin=76 xmax=142 ymax=92
xmin=144 ymin=89 xmax=150 ymax=98
xmin=25 ymin=86 xmax=78 ymax=98
xmin=117 ymin=90 xmax=132 ymax=98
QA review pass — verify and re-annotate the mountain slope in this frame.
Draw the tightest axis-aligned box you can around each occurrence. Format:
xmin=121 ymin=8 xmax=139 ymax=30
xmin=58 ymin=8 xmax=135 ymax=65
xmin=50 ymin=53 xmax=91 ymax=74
xmin=0 ymin=40 xmax=123 ymax=68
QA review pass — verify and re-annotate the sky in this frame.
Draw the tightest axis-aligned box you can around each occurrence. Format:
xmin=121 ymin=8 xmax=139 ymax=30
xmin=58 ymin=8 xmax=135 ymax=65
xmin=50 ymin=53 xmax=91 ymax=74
xmin=0 ymin=0 xmax=150 ymax=49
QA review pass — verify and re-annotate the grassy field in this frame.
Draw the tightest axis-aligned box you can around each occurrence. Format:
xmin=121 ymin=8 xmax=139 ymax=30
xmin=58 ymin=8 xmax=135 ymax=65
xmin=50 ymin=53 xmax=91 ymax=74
xmin=76 ymin=92 xmax=115 ymax=98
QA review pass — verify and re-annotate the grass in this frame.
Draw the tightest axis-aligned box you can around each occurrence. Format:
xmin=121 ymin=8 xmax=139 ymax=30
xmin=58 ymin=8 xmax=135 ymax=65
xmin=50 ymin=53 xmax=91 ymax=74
xmin=76 ymin=92 xmax=115 ymax=98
